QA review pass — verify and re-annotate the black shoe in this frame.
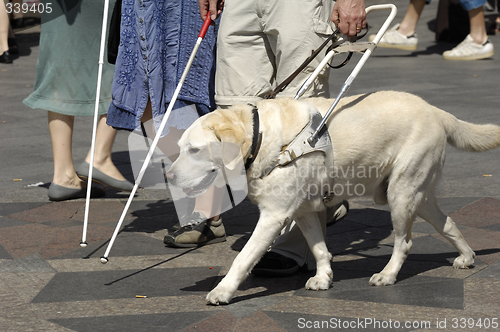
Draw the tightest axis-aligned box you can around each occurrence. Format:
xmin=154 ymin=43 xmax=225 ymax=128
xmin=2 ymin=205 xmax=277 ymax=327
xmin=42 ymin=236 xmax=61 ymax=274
xmin=8 ymin=38 xmax=19 ymax=54
xmin=326 ymin=200 xmax=349 ymax=227
xmin=0 ymin=51 xmax=13 ymax=64
xmin=251 ymin=251 xmax=301 ymax=277
xmin=11 ymin=18 xmax=24 ymax=29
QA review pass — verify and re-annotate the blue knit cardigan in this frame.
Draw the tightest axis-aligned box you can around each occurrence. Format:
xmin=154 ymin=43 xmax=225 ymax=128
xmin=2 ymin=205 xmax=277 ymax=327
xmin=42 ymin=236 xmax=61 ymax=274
xmin=107 ymin=0 xmax=217 ymax=131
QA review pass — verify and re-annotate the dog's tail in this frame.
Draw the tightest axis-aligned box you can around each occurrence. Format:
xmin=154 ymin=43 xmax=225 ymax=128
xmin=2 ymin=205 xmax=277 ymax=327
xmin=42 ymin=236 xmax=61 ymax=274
xmin=437 ymin=108 xmax=500 ymax=152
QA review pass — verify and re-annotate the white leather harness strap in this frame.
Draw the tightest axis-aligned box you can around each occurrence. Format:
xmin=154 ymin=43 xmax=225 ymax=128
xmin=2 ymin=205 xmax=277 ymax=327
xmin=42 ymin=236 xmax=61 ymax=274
xmin=261 ymin=102 xmax=334 ymax=179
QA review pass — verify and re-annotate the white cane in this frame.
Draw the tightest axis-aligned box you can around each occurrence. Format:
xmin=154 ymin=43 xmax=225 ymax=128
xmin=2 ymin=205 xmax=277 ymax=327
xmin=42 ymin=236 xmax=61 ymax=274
xmin=80 ymin=0 xmax=111 ymax=247
xmin=100 ymin=16 xmax=213 ymax=263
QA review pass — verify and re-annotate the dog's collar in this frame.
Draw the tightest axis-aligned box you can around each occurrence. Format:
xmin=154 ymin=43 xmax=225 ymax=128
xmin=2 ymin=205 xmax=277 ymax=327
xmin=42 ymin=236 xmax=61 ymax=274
xmin=244 ymin=106 xmax=262 ymax=170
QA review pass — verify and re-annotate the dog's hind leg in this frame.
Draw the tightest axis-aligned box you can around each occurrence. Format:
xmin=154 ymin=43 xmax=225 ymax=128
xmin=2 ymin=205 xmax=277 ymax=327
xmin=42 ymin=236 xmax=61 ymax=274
xmin=417 ymin=196 xmax=475 ymax=269
xmin=373 ymin=177 xmax=389 ymax=205
xmin=206 ymin=212 xmax=290 ymax=305
xmin=294 ymin=212 xmax=333 ymax=290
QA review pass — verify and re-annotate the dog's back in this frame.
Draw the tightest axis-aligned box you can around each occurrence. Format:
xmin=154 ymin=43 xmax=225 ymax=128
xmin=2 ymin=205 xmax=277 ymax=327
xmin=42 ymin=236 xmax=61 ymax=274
xmin=307 ymin=91 xmax=500 ymax=164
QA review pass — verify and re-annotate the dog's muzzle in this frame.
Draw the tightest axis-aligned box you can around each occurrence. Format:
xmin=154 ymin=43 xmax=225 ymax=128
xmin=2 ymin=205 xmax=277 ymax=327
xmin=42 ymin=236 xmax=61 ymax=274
xmin=167 ymin=168 xmax=219 ymax=198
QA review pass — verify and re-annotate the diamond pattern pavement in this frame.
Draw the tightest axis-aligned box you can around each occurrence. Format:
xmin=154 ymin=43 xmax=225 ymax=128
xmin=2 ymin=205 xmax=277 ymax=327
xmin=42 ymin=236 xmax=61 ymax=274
xmin=1 ymin=0 xmax=499 ymax=330
xmin=0 ymin=197 xmax=499 ymax=331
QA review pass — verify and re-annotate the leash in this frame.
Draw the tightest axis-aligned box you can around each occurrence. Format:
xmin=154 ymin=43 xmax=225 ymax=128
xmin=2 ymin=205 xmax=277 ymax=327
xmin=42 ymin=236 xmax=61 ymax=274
xmin=250 ymin=27 xmax=370 ymax=175
xmin=264 ymin=27 xmax=369 ymax=100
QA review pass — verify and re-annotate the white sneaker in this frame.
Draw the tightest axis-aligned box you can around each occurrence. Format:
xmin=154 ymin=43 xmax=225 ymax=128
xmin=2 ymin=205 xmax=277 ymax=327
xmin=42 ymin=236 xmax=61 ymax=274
xmin=369 ymin=24 xmax=418 ymax=51
xmin=442 ymin=35 xmax=494 ymax=60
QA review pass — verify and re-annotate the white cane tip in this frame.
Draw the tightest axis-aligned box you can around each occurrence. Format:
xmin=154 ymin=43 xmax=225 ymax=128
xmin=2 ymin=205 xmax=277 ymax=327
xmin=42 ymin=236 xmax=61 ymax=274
xmin=100 ymin=257 xmax=109 ymax=264
xmin=80 ymin=242 xmax=88 ymax=248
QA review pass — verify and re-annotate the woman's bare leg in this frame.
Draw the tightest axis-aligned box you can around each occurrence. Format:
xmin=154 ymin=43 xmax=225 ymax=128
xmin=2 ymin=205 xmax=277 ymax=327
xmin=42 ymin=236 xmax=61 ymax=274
xmin=468 ymin=6 xmax=488 ymax=44
xmin=0 ymin=0 xmax=10 ymax=54
xmin=84 ymin=114 xmax=126 ymax=181
xmin=397 ymin=0 xmax=426 ymax=36
xmin=48 ymin=111 xmax=85 ymax=189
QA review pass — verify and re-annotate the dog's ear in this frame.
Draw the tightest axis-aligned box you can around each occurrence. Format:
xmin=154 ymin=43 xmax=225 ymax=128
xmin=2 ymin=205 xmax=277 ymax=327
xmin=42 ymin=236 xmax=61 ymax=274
xmin=220 ymin=142 xmax=244 ymax=170
xmin=212 ymin=124 xmax=251 ymax=170
xmin=213 ymin=125 xmax=236 ymax=144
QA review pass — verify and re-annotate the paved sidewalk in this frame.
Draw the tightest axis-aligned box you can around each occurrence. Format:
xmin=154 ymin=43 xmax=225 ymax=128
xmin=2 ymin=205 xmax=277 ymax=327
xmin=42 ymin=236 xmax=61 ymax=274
xmin=1 ymin=1 xmax=500 ymax=331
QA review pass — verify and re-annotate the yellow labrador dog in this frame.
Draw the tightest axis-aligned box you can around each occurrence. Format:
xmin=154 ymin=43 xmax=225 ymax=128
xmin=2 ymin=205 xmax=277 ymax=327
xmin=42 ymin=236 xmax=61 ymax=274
xmin=166 ymin=91 xmax=500 ymax=305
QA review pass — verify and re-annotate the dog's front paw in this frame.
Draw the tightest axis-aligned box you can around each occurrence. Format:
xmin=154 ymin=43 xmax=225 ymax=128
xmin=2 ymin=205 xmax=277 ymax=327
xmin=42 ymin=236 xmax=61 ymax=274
xmin=305 ymin=273 xmax=332 ymax=291
xmin=369 ymin=273 xmax=396 ymax=286
xmin=453 ymin=253 xmax=474 ymax=269
xmin=206 ymin=285 xmax=234 ymax=305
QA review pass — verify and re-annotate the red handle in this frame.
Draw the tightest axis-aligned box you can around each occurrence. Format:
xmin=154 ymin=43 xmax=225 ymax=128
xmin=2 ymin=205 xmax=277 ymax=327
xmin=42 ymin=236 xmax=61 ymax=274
xmin=198 ymin=15 xmax=212 ymax=39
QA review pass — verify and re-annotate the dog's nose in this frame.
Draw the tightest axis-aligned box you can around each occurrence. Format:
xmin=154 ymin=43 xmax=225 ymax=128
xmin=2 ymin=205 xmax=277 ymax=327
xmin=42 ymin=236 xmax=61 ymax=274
xmin=166 ymin=172 xmax=175 ymax=180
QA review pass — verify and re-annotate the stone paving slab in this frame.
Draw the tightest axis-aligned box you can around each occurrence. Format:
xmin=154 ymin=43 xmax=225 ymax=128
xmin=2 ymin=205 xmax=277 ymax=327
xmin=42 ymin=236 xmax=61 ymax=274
xmin=0 ymin=195 xmax=498 ymax=331
xmin=1 ymin=0 xmax=500 ymax=330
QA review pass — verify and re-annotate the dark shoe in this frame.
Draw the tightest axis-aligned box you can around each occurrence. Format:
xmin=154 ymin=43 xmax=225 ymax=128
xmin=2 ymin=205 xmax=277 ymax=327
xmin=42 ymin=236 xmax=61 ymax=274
xmin=48 ymin=183 xmax=105 ymax=201
xmin=11 ymin=18 xmax=24 ymax=29
xmin=167 ymin=222 xmax=181 ymax=234
xmin=326 ymin=200 xmax=349 ymax=227
xmin=0 ymin=51 xmax=13 ymax=64
xmin=163 ymin=214 xmax=226 ymax=248
xmin=166 ymin=210 xmax=208 ymax=234
xmin=8 ymin=38 xmax=19 ymax=54
xmin=251 ymin=251 xmax=301 ymax=277
xmin=76 ymin=161 xmax=134 ymax=192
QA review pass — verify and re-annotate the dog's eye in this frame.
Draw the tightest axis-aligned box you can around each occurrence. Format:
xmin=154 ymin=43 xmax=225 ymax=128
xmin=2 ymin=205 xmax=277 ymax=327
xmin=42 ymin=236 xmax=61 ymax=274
xmin=189 ymin=147 xmax=200 ymax=154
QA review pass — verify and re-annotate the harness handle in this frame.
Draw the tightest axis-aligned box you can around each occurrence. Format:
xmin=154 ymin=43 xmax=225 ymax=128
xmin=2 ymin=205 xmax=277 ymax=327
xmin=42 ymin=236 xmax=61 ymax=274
xmin=307 ymin=4 xmax=398 ymax=145
xmin=264 ymin=22 xmax=371 ymax=101
xmin=326 ymin=26 xmax=368 ymax=69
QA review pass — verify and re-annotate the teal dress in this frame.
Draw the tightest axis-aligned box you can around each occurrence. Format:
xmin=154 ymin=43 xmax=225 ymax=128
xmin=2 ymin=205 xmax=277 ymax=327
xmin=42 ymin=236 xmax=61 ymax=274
xmin=24 ymin=0 xmax=116 ymax=116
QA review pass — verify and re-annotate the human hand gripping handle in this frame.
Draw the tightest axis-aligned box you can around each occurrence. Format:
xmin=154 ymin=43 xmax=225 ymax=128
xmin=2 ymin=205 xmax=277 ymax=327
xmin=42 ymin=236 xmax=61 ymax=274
xmin=199 ymin=0 xmax=224 ymax=21
xmin=199 ymin=14 xmax=212 ymax=38
xmin=307 ymin=4 xmax=397 ymax=144
xmin=332 ymin=0 xmax=367 ymax=37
